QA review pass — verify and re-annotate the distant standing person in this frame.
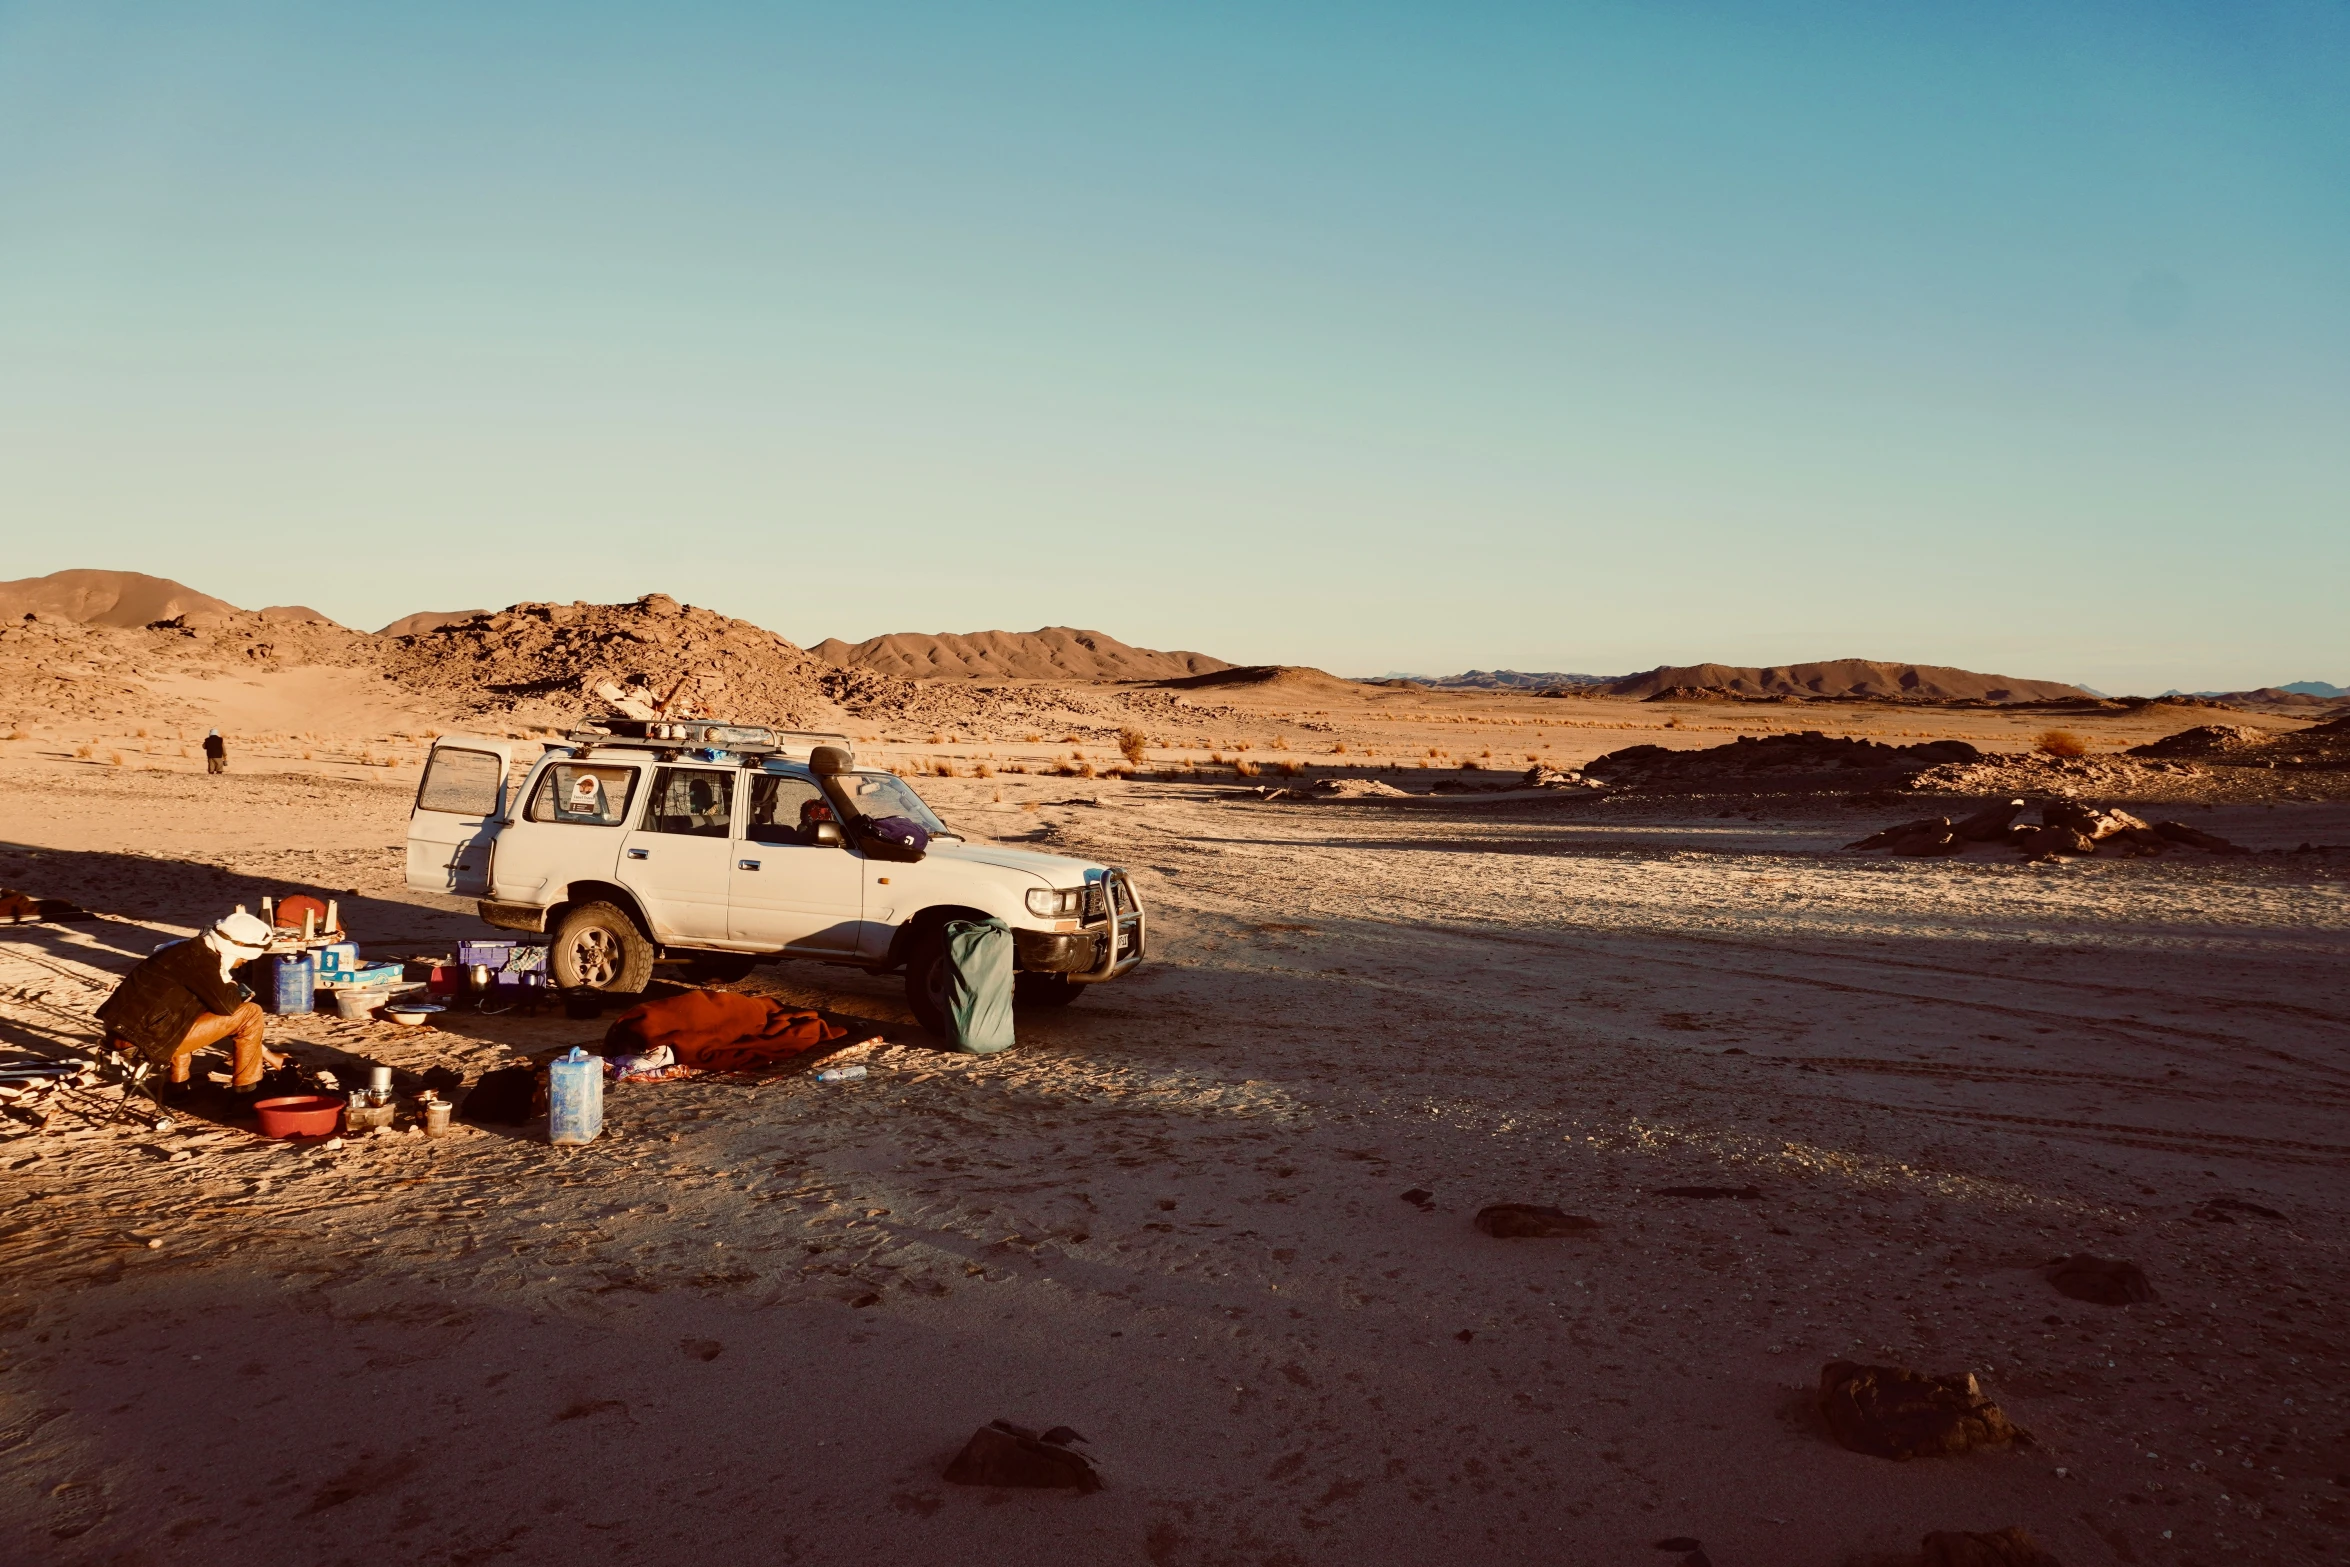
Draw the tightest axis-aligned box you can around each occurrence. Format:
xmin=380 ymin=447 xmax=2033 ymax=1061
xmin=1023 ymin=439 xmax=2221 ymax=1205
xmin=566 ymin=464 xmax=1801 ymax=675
xmin=203 ymin=729 xmax=226 ymax=774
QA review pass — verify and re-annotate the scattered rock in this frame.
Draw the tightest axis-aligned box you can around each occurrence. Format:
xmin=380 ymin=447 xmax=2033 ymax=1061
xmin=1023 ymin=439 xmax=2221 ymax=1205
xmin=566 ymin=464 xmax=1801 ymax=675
xmin=2153 ymin=820 xmax=2245 ymax=853
xmin=1817 ymin=1361 xmax=2024 ymax=1460
xmin=1399 ymin=1188 xmax=1435 ymax=1210
xmin=1311 ymin=777 xmax=1410 ymax=798
xmin=1921 ymin=1525 xmax=2064 ymax=1566
xmin=679 ymin=1338 xmax=723 ymax=1362
xmin=2193 ymin=1195 xmax=2284 ymax=1223
xmin=942 ymin=1420 xmax=1101 ymax=1492
xmin=2044 ymin=1255 xmax=2156 ymax=1305
xmin=2128 ymin=724 xmax=2272 ymax=759
xmin=1520 ymin=764 xmax=1605 ymax=790
xmin=2014 ymin=824 xmax=2097 ymax=858
xmin=1473 ymin=1204 xmax=1601 ymax=1238
xmin=1591 ymin=732 xmax=1981 ymax=792
xmin=1952 ymin=800 xmax=2025 ymax=840
xmin=1847 ymin=817 xmax=1948 ymax=851
xmin=2040 ymin=801 xmax=2147 ymax=842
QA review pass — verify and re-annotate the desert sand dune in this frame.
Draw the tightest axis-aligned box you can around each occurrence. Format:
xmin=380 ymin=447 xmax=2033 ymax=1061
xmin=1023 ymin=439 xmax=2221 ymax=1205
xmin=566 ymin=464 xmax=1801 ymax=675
xmin=0 ymin=568 xmax=239 ymax=629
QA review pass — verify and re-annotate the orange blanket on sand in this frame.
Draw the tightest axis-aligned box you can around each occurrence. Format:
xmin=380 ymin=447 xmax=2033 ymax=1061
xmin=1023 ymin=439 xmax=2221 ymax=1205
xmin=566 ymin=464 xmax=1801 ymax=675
xmin=604 ymin=989 xmax=845 ymax=1072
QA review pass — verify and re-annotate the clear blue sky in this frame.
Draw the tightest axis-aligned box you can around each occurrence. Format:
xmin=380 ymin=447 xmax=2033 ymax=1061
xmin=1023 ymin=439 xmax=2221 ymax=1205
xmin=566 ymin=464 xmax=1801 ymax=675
xmin=2 ymin=2 xmax=2344 ymax=693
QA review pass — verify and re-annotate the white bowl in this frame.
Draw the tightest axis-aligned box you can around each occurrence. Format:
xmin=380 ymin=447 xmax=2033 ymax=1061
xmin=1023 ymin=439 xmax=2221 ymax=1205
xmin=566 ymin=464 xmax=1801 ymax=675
xmin=385 ymin=1005 xmax=444 ymax=1027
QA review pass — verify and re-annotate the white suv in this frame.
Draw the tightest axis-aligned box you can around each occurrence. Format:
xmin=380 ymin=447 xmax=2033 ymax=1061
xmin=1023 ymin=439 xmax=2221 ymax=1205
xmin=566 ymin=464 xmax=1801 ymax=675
xmin=404 ymin=721 xmax=1144 ymax=1034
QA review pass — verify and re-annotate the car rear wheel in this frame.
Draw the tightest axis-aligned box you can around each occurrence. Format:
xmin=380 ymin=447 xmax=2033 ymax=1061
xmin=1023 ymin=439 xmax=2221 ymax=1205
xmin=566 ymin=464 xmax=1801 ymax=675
xmin=550 ymin=901 xmax=654 ymax=993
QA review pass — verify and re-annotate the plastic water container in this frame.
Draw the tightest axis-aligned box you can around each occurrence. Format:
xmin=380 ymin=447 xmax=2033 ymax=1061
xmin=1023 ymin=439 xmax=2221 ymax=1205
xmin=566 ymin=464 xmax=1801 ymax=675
xmin=547 ymin=1047 xmax=604 ymax=1146
xmin=264 ymin=953 xmax=315 ymax=1015
xmin=813 ymin=1064 xmax=867 ymax=1083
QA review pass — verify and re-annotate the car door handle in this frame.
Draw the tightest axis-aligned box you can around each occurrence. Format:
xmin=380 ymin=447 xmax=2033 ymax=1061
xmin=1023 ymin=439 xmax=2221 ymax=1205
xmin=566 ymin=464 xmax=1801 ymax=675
xmin=738 ymin=859 xmax=760 ymax=871
xmin=627 ymin=848 xmax=649 ymax=860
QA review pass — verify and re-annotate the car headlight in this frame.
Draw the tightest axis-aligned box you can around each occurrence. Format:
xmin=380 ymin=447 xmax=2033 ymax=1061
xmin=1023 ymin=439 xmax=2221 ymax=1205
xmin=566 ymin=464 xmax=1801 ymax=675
xmin=1026 ymin=887 xmax=1086 ymax=918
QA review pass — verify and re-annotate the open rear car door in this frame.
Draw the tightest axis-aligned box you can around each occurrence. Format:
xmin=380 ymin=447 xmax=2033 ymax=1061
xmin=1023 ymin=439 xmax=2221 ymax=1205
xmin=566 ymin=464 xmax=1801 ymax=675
xmin=406 ymin=737 xmax=516 ymax=897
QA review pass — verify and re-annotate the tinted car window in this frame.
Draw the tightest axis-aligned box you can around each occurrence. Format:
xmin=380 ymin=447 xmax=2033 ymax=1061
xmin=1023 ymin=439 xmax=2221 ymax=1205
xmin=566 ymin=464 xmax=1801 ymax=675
xmin=746 ymin=774 xmax=831 ymax=844
xmin=645 ymin=768 xmax=735 ymax=837
xmin=526 ymin=764 xmax=637 ymax=826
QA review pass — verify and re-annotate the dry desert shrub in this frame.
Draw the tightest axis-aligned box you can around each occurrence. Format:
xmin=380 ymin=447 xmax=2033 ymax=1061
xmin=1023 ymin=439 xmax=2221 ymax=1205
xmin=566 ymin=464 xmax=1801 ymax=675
xmin=301 ymin=749 xmax=314 ymax=761
xmin=1208 ymin=751 xmax=1225 ymax=765
xmin=177 ymin=745 xmax=189 ymax=758
xmin=1117 ymin=726 xmax=1148 ymax=765
xmin=1077 ymin=761 xmax=1097 ymax=779
xmin=1062 ymin=733 xmax=1082 ymax=745
xmin=73 ymin=742 xmax=93 ymax=759
xmin=928 ymin=731 xmax=947 ymax=745
xmin=1330 ymin=741 xmax=1347 ymax=754
xmin=135 ymin=726 xmax=148 ymax=738
xmin=1271 ymin=734 xmax=1289 ymax=751
xmin=991 ymin=786 xmax=1003 ymax=803
xmin=1459 ymin=758 xmax=1480 ymax=770
xmin=974 ymin=762 xmax=993 ymax=778
xmin=1233 ymin=758 xmax=1259 ymax=778
xmin=1023 ymin=732 xmax=1042 ymax=744
xmin=1233 ymin=739 xmax=1252 ymax=752
xmin=1004 ymin=763 xmax=1028 ymax=774
xmin=1275 ymin=760 xmax=1301 ymax=777
xmin=2037 ymin=729 xmax=2089 ymax=758
xmin=107 ymin=751 xmax=124 ymax=767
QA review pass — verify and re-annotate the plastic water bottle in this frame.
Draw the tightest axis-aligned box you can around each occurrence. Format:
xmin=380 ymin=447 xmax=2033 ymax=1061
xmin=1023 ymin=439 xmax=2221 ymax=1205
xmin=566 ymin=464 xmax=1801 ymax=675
xmin=547 ymin=1047 xmax=604 ymax=1145
xmin=813 ymin=1064 xmax=867 ymax=1084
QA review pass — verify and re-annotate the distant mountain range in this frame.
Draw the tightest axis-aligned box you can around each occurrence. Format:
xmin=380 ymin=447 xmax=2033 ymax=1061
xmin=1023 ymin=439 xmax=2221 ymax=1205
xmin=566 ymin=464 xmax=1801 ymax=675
xmin=1368 ymin=661 xmax=2089 ymax=703
xmin=1362 ymin=669 xmax=1615 ymax=689
xmin=2155 ymin=680 xmax=2346 ymax=707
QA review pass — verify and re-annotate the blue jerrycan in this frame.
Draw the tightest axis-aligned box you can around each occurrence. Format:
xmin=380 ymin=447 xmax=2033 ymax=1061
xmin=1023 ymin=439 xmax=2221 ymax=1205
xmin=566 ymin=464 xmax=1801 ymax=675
xmin=264 ymin=953 xmax=315 ymax=1015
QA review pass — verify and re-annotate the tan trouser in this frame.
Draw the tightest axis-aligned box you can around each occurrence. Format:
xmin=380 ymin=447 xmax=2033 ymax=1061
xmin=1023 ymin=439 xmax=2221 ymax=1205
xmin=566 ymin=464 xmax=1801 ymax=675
xmin=166 ymin=1001 xmax=275 ymax=1087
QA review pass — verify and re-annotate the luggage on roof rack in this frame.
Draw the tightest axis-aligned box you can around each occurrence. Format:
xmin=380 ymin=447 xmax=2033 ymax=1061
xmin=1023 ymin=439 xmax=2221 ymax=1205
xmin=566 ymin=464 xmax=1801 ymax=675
xmin=565 ymin=718 xmax=854 ymax=764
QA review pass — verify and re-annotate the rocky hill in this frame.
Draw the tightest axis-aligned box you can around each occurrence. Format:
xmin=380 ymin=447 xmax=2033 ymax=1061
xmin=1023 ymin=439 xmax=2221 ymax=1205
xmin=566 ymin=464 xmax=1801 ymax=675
xmin=813 ymin=626 xmax=1230 ymax=683
xmin=0 ymin=569 xmax=240 ymax=628
xmin=377 ymin=609 xmax=489 ymax=638
xmin=1596 ymin=659 xmax=2089 ymax=704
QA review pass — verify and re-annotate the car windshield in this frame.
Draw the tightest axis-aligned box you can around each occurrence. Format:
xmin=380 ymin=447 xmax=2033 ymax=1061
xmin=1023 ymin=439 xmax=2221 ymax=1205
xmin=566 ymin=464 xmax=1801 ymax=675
xmin=840 ymin=771 xmax=954 ymax=838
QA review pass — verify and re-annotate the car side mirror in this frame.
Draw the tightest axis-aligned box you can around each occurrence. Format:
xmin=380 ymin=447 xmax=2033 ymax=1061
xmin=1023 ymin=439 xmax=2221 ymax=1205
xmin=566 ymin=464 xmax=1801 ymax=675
xmin=810 ymin=822 xmax=845 ymax=847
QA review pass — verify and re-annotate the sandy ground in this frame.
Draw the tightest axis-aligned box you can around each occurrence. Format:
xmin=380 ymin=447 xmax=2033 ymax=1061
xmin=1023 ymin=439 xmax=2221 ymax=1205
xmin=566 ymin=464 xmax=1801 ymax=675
xmin=3 ymin=700 xmax=2347 ymax=1567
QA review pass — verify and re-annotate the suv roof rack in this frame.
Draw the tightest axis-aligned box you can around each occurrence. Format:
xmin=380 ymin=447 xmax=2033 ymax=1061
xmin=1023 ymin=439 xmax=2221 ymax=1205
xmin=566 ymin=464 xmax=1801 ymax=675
xmin=564 ymin=718 xmax=854 ymax=764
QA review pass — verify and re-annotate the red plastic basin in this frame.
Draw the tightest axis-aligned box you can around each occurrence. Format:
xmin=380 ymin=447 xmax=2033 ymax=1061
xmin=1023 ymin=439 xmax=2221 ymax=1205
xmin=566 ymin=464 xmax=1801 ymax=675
xmin=253 ymin=1094 xmax=345 ymax=1139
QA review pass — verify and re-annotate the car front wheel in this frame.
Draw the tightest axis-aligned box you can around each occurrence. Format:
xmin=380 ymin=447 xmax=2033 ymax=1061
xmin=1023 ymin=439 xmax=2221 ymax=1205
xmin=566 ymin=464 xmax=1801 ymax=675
xmin=550 ymin=901 xmax=655 ymax=993
xmin=903 ymin=923 xmax=952 ymax=1038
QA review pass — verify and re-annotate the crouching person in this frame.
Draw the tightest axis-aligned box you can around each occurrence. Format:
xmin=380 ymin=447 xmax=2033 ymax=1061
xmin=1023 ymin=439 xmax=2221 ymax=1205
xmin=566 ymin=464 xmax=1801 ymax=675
xmin=97 ymin=910 xmax=285 ymax=1093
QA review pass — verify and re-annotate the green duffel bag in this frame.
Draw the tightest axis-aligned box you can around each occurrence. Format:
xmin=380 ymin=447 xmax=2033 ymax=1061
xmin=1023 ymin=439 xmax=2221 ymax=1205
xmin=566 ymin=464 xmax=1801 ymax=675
xmin=945 ymin=917 xmax=1016 ymax=1055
